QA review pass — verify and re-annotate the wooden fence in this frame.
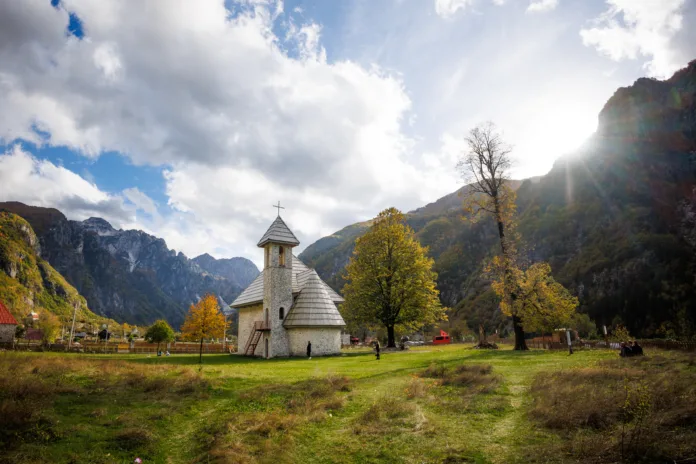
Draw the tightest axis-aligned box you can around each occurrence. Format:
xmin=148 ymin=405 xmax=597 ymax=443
xmin=524 ymin=339 xmax=696 ymax=352
xmin=0 ymin=341 xmax=236 ymax=354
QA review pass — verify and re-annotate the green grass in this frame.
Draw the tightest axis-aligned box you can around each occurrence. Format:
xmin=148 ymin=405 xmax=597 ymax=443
xmin=2 ymin=345 xmax=686 ymax=464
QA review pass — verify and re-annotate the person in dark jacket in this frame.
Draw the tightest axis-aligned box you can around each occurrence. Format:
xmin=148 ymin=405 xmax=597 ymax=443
xmin=374 ymin=340 xmax=380 ymax=360
xmin=631 ymin=341 xmax=644 ymax=356
xmin=307 ymin=341 xmax=312 ymax=359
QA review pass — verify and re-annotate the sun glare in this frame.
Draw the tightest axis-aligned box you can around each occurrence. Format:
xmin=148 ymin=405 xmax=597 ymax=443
xmin=514 ymin=102 xmax=598 ymax=178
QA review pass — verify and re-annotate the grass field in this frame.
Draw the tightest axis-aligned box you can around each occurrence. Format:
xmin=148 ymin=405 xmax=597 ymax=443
xmin=1 ymin=345 xmax=695 ymax=464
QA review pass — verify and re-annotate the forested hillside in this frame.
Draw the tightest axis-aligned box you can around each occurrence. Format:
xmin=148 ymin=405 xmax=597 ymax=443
xmin=0 ymin=212 xmax=108 ymax=325
xmin=300 ymin=60 xmax=696 ymax=339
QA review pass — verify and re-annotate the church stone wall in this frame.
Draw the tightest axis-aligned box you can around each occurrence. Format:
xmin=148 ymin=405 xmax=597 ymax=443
xmin=287 ymin=328 xmax=342 ymax=356
xmin=264 ymin=244 xmax=293 ymax=358
xmin=237 ymin=304 xmax=263 ymax=356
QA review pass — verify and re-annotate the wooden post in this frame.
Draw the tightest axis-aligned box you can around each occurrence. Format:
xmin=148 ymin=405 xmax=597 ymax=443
xmin=603 ymin=325 xmax=609 ymax=349
xmin=68 ymin=303 xmax=77 ymax=350
xmin=566 ymin=330 xmax=573 ymax=355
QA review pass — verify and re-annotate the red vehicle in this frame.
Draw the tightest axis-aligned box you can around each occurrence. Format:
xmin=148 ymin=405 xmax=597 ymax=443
xmin=432 ymin=330 xmax=451 ymax=344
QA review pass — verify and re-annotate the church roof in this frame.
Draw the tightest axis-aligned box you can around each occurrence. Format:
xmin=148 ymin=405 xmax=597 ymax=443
xmin=283 ymin=271 xmax=346 ymax=328
xmin=231 ymin=255 xmax=343 ymax=308
xmin=257 ymin=216 xmax=300 ymax=247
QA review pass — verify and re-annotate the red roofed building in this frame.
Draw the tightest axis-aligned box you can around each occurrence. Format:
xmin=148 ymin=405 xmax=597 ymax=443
xmin=0 ymin=300 xmax=18 ymax=343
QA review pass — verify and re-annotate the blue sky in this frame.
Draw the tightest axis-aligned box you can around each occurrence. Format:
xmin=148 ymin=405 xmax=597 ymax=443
xmin=0 ymin=0 xmax=695 ymax=267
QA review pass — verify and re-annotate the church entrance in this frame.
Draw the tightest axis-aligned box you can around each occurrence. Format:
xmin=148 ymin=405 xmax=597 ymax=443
xmin=264 ymin=338 xmax=269 ymax=358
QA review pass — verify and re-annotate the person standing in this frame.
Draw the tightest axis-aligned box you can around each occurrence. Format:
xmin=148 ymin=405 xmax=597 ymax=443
xmin=307 ymin=341 xmax=312 ymax=359
xmin=374 ymin=340 xmax=380 ymax=360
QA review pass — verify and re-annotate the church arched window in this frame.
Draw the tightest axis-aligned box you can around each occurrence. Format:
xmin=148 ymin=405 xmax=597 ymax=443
xmin=279 ymin=307 xmax=285 ymax=320
xmin=279 ymin=246 xmax=285 ymax=267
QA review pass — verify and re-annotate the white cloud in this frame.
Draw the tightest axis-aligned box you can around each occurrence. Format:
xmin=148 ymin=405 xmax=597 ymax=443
xmin=580 ymin=0 xmax=690 ymax=77
xmin=0 ymin=0 xmax=462 ymax=262
xmin=527 ymin=0 xmax=558 ymax=13
xmin=434 ymin=0 xmax=507 ymax=17
xmin=435 ymin=0 xmax=475 ymax=18
xmin=122 ymin=187 xmax=158 ymax=218
xmin=0 ymin=145 xmax=147 ymax=227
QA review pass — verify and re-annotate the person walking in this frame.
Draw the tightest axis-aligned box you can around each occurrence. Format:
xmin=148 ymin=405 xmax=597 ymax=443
xmin=307 ymin=341 xmax=312 ymax=359
xmin=374 ymin=340 xmax=380 ymax=360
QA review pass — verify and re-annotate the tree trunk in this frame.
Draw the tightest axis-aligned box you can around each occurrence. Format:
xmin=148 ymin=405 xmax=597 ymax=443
xmin=199 ymin=338 xmax=204 ymax=364
xmin=387 ymin=325 xmax=396 ymax=348
xmin=512 ymin=314 xmax=528 ymax=351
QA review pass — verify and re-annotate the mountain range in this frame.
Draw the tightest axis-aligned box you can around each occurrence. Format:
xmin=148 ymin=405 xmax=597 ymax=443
xmin=300 ymin=60 xmax=696 ymax=339
xmin=0 ymin=202 xmax=259 ymax=327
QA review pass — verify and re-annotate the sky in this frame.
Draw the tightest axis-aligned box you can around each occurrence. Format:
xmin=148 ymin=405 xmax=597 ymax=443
xmin=1 ymin=0 xmax=695 ymax=268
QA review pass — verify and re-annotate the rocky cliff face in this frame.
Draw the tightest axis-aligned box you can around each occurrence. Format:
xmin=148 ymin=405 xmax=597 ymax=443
xmin=0 ymin=211 xmax=104 ymax=324
xmin=300 ymin=60 xmax=696 ymax=338
xmin=0 ymin=202 xmax=259 ymax=327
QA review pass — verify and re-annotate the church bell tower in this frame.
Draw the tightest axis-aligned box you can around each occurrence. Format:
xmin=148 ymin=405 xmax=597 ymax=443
xmin=256 ymin=203 xmax=299 ymax=357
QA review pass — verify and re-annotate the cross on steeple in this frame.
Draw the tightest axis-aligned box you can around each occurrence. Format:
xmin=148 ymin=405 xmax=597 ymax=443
xmin=273 ymin=201 xmax=285 ymax=216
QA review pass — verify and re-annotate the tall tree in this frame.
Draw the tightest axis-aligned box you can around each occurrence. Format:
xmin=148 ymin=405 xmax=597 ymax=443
xmin=144 ymin=319 xmax=175 ymax=352
xmin=37 ymin=311 xmax=60 ymax=345
xmin=342 ymin=208 xmax=446 ymax=347
xmin=181 ymin=294 xmax=226 ymax=363
xmin=458 ymin=122 xmax=528 ymax=350
xmin=492 ymin=262 xmax=578 ymax=340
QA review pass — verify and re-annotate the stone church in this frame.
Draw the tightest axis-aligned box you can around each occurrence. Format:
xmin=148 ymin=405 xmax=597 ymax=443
xmin=232 ymin=213 xmax=346 ymax=358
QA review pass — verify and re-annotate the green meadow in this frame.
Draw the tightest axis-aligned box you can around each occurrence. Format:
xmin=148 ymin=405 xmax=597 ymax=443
xmin=2 ymin=345 xmax=695 ymax=463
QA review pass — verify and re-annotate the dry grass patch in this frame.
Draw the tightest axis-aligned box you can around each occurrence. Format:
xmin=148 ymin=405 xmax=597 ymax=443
xmin=528 ymin=353 xmax=696 ymax=463
xmin=420 ymin=363 xmax=501 ymax=393
xmin=353 ymin=396 xmax=430 ymax=437
xmin=196 ymin=375 xmax=352 ymax=463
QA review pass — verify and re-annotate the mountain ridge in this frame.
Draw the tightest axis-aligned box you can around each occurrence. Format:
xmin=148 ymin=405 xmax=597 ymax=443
xmin=0 ymin=202 xmax=259 ymax=327
xmin=299 ymin=60 xmax=696 ymax=338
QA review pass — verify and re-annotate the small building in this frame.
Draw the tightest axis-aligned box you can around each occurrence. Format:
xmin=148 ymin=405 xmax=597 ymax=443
xmin=232 ymin=212 xmax=346 ymax=358
xmin=25 ymin=311 xmax=39 ymax=326
xmin=25 ymin=328 xmax=43 ymax=341
xmin=0 ymin=300 xmax=18 ymax=343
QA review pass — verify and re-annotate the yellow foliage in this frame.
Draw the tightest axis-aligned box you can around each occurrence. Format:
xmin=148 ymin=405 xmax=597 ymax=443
xmin=181 ymin=294 xmax=226 ymax=342
xmin=491 ymin=261 xmax=578 ymax=333
xmin=37 ymin=311 xmax=60 ymax=344
xmin=342 ymin=208 xmax=446 ymax=344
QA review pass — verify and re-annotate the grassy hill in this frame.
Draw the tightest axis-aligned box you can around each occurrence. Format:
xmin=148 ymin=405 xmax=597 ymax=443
xmin=0 ymin=211 xmax=109 ymax=325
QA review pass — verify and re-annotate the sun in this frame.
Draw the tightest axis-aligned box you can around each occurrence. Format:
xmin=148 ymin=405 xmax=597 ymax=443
xmin=514 ymin=101 xmax=599 ymax=178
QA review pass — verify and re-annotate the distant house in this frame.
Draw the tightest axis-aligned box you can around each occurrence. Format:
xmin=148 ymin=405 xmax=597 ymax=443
xmin=0 ymin=300 xmax=18 ymax=343
xmin=25 ymin=311 xmax=39 ymax=326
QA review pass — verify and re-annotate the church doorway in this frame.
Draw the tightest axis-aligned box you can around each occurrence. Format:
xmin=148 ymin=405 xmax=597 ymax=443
xmin=264 ymin=338 xmax=269 ymax=359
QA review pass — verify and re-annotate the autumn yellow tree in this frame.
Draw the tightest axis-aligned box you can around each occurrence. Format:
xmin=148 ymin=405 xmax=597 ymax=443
xmin=342 ymin=208 xmax=446 ymax=347
xmin=458 ymin=122 xmax=528 ymax=349
xmin=491 ymin=262 xmax=578 ymax=340
xmin=181 ymin=294 xmax=227 ymax=363
xmin=37 ymin=311 xmax=60 ymax=345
